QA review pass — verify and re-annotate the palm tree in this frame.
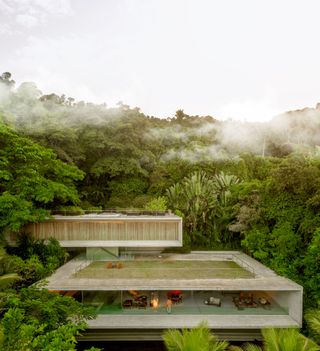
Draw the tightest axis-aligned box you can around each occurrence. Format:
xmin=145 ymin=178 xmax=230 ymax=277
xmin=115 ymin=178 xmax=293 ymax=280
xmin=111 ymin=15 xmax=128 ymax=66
xmin=260 ymin=328 xmax=319 ymax=351
xmin=231 ymin=328 xmax=319 ymax=351
xmin=214 ymin=171 xmax=240 ymax=207
xmin=163 ymin=322 xmax=229 ymax=351
xmin=166 ymin=171 xmax=218 ymax=242
xmin=166 ymin=171 xmax=241 ymax=244
xmin=163 ymin=325 xmax=319 ymax=351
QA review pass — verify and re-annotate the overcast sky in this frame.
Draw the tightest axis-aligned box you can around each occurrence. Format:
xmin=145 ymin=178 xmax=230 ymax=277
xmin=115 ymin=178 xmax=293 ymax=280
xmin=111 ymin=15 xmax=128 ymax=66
xmin=1 ymin=0 xmax=320 ymax=121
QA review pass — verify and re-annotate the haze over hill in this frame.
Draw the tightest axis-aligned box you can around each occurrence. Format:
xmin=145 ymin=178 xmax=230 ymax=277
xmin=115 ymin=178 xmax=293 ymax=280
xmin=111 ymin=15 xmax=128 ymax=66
xmin=1 ymin=74 xmax=320 ymax=166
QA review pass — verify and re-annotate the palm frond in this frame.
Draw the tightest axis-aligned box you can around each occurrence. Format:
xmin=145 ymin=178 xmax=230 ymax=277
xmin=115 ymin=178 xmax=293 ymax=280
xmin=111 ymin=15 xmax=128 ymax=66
xmin=0 ymin=273 xmax=20 ymax=289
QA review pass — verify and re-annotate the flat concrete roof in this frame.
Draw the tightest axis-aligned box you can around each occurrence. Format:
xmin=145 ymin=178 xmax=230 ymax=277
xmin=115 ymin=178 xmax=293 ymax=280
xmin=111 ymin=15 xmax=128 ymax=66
xmin=44 ymin=251 xmax=302 ymax=291
xmin=51 ymin=214 xmax=182 ymax=222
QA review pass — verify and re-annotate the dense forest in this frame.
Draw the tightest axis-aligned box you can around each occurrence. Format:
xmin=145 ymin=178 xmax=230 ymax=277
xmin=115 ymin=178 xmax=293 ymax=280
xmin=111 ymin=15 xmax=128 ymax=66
xmin=1 ymin=71 xmax=320 ymax=349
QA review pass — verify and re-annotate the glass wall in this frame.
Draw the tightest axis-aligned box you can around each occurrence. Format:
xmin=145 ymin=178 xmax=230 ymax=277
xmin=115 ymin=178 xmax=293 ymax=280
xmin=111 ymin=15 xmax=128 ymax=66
xmin=82 ymin=290 xmax=289 ymax=316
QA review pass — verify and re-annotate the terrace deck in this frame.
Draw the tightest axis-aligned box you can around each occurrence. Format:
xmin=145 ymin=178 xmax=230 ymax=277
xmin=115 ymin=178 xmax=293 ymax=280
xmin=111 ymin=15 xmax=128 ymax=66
xmin=75 ymin=260 xmax=254 ymax=280
xmin=44 ymin=251 xmax=302 ymax=291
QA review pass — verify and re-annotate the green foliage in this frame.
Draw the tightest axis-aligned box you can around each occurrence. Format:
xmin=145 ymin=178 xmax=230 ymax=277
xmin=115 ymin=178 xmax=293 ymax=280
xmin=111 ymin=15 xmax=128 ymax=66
xmin=166 ymin=171 xmax=240 ymax=247
xmin=106 ymin=177 xmax=149 ymax=207
xmin=236 ymin=156 xmax=320 ymax=308
xmin=303 ymin=230 xmax=320 ymax=302
xmin=6 ymin=235 xmax=68 ymax=287
xmin=0 ymin=247 xmax=20 ymax=291
xmin=0 ymin=288 xmax=96 ymax=351
xmin=163 ymin=327 xmax=320 ymax=351
xmin=0 ymin=234 xmax=97 ymax=350
xmin=260 ymin=328 xmax=319 ymax=351
xmin=144 ymin=196 xmax=167 ymax=211
xmin=0 ymin=123 xmax=84 ymax=232
xmin=306 ymin=308 xmax=320 ymax=344
xmin=163 ymin=322 xmax=229 ymax=351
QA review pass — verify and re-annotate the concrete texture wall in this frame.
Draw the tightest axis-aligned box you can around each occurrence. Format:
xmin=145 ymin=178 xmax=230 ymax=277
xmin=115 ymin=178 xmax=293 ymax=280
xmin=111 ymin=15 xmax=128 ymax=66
xmin=267 ymin=290 xmax=302 ymax=326
xmin=24 ymin=219 xmax=181 ymax=243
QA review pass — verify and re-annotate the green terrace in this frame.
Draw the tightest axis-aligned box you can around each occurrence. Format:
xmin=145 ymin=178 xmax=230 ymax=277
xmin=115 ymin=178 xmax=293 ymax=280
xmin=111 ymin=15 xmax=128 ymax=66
xmin=75 ymin=260 xmax=254 ymax=280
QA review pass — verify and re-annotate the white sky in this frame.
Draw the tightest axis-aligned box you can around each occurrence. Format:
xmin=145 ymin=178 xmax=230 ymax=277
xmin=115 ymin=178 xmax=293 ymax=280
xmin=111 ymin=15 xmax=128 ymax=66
xmin=1 ymin=0 xmax=320 ymax=122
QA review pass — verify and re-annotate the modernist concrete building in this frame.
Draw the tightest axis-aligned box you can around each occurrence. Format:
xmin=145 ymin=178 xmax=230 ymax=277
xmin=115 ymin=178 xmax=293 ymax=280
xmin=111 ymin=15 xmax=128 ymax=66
xmin=22 ymin=212 xmax=182 ymax=253
xmin=22 ymin=212 xmax=303 ymax=341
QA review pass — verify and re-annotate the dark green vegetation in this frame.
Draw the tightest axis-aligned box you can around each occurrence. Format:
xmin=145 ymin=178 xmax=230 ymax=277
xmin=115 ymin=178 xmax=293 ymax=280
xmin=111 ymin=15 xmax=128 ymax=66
xmin=0 ymin=119 xmax=83 ymax=232
xmin=0 ymin=235 xmax=98 ymax=350
xmin=0 ymin=288 xmax=97 ymax=351
xmin=1 ymin=72 xmax=320 ymax=347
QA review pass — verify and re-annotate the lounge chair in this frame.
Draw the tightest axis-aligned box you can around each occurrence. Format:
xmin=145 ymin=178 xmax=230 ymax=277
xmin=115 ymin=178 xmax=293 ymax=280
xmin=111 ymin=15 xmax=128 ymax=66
xmin=204 ymin=297 xmax=221 ymax=307
xmin=258 ymin=297 xmax=271 ymax=309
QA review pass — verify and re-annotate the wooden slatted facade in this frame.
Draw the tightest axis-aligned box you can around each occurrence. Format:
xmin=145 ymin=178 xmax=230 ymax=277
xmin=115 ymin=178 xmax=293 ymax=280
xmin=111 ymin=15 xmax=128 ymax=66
xmin=23 ymin=215 xmax=183 ymax=247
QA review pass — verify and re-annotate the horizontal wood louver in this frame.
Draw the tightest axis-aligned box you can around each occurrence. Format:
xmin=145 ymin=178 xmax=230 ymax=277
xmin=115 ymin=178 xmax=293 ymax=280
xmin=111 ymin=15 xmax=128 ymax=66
xmin=25 ymin=220 xmax=180 ymax=242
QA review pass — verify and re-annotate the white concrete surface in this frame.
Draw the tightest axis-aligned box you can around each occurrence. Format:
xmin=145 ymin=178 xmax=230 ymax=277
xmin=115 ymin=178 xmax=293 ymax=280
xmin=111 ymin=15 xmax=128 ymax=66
xmin=87 ymin=314 xmax=299 ymax=329
xmin=58 ymin=240 xmax=182 ymax=247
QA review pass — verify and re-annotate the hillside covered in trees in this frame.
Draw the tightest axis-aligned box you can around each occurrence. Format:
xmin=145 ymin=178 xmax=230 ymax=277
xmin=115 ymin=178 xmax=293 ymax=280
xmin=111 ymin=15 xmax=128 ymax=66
xmin=1 ymin=72 xmax=320 ymax=348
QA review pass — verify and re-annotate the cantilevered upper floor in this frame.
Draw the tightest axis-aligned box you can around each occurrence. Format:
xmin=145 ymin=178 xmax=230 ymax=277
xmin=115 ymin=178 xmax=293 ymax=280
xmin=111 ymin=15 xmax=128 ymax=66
xmin=18 ymin=211 xmax=183 ymax=248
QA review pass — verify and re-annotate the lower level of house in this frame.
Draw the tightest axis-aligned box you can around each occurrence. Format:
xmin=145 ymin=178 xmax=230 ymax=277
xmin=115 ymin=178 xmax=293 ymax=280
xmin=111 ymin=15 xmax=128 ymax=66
xmin=45 ymin=251 xmax=303 ymax=341
xmin=79 ymin=289 xmax=299 ymax=341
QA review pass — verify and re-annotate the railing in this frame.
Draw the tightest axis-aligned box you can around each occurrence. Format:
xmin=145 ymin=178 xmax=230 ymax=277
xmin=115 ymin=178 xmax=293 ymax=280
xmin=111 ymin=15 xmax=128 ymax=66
xmin=73 ymin=258 xmax=92 ymax=275
xmin=232 ymin=254 xmax=256 ymax=275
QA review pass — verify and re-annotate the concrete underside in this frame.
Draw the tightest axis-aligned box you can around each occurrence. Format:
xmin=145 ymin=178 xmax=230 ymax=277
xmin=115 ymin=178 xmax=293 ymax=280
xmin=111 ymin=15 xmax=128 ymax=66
xmin=58 ymin=240 xmax=182 ymax=247
xmin=78 ymin=328 xmax=264 ymax=342
xmin=86 ymin=314 xmax=299 ymax=331
xmin=79 ymin=312 xmax=298 ymax=341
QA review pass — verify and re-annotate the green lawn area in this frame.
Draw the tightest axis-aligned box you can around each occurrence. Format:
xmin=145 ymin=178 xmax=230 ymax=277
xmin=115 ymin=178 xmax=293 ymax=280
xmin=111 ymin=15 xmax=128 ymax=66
xmin=75 ymin=260 xmax=254 ymax=279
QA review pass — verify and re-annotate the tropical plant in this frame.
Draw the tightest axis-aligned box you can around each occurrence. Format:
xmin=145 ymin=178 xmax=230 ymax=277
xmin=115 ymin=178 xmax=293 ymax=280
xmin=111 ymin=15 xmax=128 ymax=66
xmin=261 ymin=328 xmax=319 ymax=351
xmin=166 ymin=171 xmax=218 ymax=244
xmin=0 ymin=287 xmax=97 ymax=351
xmin=306 ymin=308 xmax=320 ymax=344
xmin=144 ymin=196 xmax=167 ymax=211
xmin=166 ymin=171 xmax=240 ymax=245
xmin=231 ymin=328 xmax=319 ymax=351
xmin=163 ymin=322 xmax=229 ymax=351
xmin=0 ymin=247 xmax=20 ymax=290
xmin=0 ymin=123 xmax=84 ymax=233
xmin=214 ymin=171 xmax=240 ymax=207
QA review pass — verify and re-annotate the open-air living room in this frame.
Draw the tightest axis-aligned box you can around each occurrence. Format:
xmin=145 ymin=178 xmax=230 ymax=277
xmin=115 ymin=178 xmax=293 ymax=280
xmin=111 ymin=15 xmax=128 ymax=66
xmin=83 ymin=289 xmax=288 ymax=316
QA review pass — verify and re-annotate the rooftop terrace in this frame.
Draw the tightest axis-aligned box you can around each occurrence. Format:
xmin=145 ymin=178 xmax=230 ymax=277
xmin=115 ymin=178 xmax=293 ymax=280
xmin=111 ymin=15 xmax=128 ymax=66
xmin=44 ymin=251 xmax=301 ymax=291
xmin=76 ymin=259 xmax=254 ymax=280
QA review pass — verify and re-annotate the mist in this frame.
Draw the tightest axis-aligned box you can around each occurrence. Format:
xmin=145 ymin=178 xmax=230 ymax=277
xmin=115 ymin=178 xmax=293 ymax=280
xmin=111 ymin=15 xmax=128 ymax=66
xmin=2 ymin=79 xmax=320 ymax=163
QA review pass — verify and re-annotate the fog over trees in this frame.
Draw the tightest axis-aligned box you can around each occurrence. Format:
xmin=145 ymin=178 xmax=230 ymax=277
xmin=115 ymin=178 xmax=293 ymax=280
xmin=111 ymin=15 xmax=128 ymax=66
xmin=1 ymin=73 xmax=320 ymax=349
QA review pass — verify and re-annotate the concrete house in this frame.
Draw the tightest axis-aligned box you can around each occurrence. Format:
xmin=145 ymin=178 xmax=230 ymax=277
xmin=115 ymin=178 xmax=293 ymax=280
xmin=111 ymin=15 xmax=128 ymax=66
xmin=18 ymin=211 xmax=303 ymax=341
